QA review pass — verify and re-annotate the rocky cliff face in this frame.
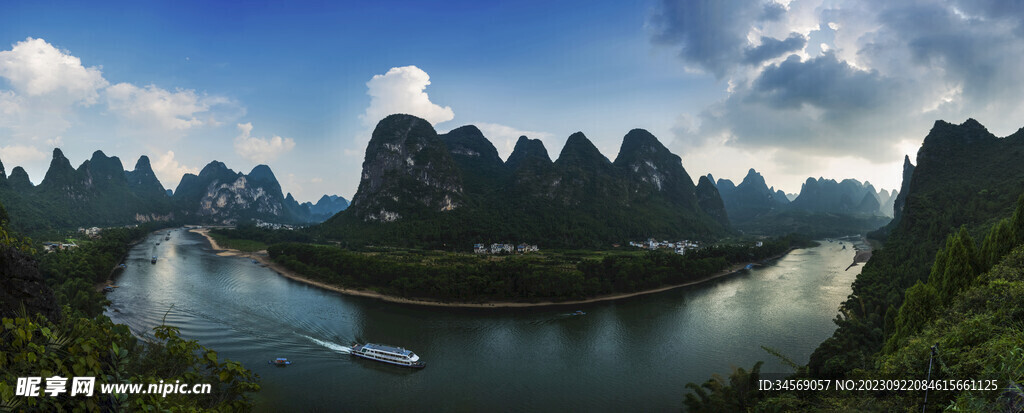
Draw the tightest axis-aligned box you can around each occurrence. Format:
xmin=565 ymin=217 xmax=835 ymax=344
xmin=440 ymin=125 xmax=508 ymax=195
xmin=347 ymin=114 xmax=463 ymax=222
xmin=175 ymin=162 xmax=291 ymax=224
xmin=506 ymin=135 xmax=552 ymax=171
xmin=126 ymin=155 xmax=167 ymax=198
xmin=614 ymin=129 xmax=699 ymax=206
xmin=324 ymin=114 xmax=728 ymax=248
xmin=696 ymin=175 xmax=729 ymax=228
xmin=891 ymin=155 xmax=915 ymax=223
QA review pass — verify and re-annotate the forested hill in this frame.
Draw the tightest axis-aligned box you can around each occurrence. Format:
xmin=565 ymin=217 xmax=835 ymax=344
xmin=318 ymin=114 xmax=729 ymax=249
xmin=0 ymin=150 xmax=347 ymax=235
xmin=808 ymin=119 xmax=1024 ymax=378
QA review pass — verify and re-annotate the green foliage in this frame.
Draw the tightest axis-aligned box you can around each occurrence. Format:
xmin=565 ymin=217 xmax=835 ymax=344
xmin=929 ymin=227 xmax=979 ymax=301
xmin=1 ymin=211 xmax=259 ymax=411
xmin=37 ymin=226 xmax=151 ymax=318
xmin=809 ymin=125 xmax=1024 ymax=379
xmin=753 ymin=191 xmax=1024 ymax=411
xmin=0 ymin=311 xmax=259 ymax=411
xmin=981 ymin=218 xmax=1015 ymax=270
xmin=267 ymin=235 xmax=807 ymax=303
xmin=682 ymin=361 xmax=764 ymax=412
xmin=210 ymin=224 xmax=313 ymax=251
xmin=883 ymin=281 xmax=939 ymax=353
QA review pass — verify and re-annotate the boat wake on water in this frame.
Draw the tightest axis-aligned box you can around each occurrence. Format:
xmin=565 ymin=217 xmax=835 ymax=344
xmin=302 ymin=335 xmax=351 ymax=354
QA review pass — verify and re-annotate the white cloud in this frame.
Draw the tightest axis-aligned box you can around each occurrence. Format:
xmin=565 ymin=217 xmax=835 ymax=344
xmin=473 ymin=122 xmax=554 ymax=161
xmin=361 ymin=65 xmax=454 ymax=127
xmin=232 ymin=122 xmax=295 ymax=163
xmin=0 ymin=38 xmax=110 ymax=140
xmin=106 ymin=83 xmax=242 ymax=134
xmin=0 ymin=144 xmax=47 ymax=167
xmin=150 ymin=150 xmax=197 ymax=190
xmin=0 ymin=37 xmax=108 ymax=104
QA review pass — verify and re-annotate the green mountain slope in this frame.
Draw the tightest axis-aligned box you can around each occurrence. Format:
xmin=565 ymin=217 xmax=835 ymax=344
xmin=319 ymin=114 xmax=728 ymax=248
xmin=809 ymin=119 xmax=1024 ymax=378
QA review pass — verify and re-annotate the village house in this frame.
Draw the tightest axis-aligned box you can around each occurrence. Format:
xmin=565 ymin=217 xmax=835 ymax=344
xmin=473 ymin=242 xmax=538 ymax=254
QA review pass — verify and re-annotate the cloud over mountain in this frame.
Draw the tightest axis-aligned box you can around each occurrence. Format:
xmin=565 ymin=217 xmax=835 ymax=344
xmin=653 ymin=0 xmax=1024 ymax=167
xmin=361 ymin=65 xmax=454 ymax=127
xmin=233 ymin=122 xmax=296 ymax=163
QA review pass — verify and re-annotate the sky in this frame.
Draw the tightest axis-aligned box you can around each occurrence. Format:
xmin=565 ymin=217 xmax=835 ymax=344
xmin=2 ymin=0 xmax=1024 ymax=201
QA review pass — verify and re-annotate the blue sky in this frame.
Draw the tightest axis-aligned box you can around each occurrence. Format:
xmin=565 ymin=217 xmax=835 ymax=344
xmin=3 ymin=0 xmax=1024 ymax=200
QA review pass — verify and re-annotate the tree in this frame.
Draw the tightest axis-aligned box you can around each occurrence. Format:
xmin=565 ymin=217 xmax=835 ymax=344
xmin=884 ymin=281 xmax=940 ymax=353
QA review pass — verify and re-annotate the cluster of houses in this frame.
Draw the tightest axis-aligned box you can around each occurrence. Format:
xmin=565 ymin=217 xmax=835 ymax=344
xmin=628 ymin=238 xmax=701 ymax=255
xmin=473 ymin=243 xmax=540 ymax=254
xmin=78 ymin=227 xmax=102 ymax=238
xmin=254 ymin=220 xmax=298 ymax=230
xmin=42 ymin=242 xmax=78 ymax=253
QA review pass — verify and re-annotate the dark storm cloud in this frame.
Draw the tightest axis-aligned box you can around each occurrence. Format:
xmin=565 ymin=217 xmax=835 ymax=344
xmin=872 ymin=2 xmax=1021 ymax=104
xmin=648 ymin=0 xmax=764 ymax=78
xmin=750 ymin=53 xmax=895 ymax=113
xmin=742 ymin=33 xmax=807 ymax=65
xmin=661 ymin=0 xmax=1024 ymax=164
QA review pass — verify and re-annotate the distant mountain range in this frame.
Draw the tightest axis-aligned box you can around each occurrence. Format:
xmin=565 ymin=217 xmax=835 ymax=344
xmin=320 ymin=114 xmax=729 ymax=248
xmin=0 ymin=149 xmax=347 ymax=233
xmin=710 ymin=168 xmax=897 ymax=222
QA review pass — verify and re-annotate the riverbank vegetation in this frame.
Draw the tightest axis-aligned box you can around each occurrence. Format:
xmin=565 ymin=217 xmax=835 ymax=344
xmin=683 ymin=196 xmax=1024 ymax=411
xmin=267 ymin=234 xmax=813 ymax=303
xmin=0 ymin=203 xmax=260 ymax=411
xmin=208 ymin=224 xmax=315 ymax=252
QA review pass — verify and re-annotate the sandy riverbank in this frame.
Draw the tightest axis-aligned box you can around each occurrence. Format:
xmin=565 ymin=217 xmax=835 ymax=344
xmin=844 ymin=236 xmax=875 ymax=271
xmin=189 ymin=228 xmax=796 ymax=308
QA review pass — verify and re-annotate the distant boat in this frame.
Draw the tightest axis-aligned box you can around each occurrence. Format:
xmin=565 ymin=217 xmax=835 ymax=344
xmin=572 ymin=310 xmax=586 ymax=316
xmin=350 ymin=343 xmax=425 ymax=369
xmin=151 ymin=256 xmax=157 ymax=264
xmin=269 ymin=358 xmax=291 ymax=366
xmin=102 ymin=286 xmax=115 ymax=293
xmin=745 ymin=264 xmax=754 ymax=270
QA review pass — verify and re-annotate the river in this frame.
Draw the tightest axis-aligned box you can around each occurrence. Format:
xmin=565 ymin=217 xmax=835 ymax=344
xmin=106 ymin=229 xmax=862 ymax=411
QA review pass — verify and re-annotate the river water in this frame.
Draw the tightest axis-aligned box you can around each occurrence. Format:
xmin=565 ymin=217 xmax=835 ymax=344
xmin=106 ymin=230 xmax=862 ymax=411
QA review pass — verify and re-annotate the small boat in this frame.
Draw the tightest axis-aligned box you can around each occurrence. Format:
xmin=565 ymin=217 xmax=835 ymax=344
xmin=151 ymin=256 xmax=157 ymax=264
xmin=269 ymin=358 xmax=291 ymax=366
xmin=572 ymin=310 xmax=586 ymax=316
xmin=102 ymin=286 xmax=115 ymax=293
xmin=350 ymin=343 xmax=425 ymax=369
xmin=744 ymin=264 xmax=754 ymax=270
